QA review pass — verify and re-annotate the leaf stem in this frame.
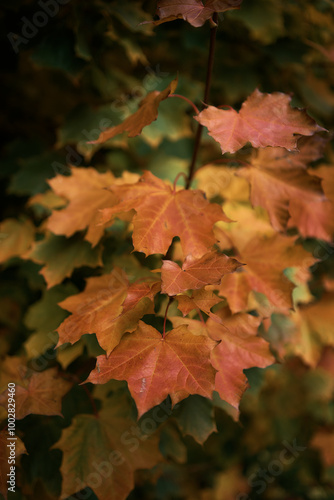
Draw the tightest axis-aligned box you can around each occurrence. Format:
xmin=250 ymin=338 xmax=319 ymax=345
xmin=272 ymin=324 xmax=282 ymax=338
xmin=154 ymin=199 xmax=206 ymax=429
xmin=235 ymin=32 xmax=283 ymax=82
xmin=162 ymin=297 xmax=174 ymax=339
xmin=169 ymin=94 xmax=200 ymax=115
xmin=173 ymin=171 xmax=188 ymax=191
xmin=185 ymin=12 xmax=219 ymax=189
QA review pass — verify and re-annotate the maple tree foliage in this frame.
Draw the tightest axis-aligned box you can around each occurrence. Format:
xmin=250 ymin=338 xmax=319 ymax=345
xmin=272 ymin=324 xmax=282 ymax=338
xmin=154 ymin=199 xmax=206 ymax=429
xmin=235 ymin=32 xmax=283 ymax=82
xmin=1 ymin=0 xmax=334 ymax=499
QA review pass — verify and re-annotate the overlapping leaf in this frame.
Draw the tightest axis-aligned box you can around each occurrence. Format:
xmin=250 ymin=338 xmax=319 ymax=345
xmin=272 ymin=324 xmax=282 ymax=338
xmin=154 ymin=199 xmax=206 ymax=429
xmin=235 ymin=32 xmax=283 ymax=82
xmin=153 ymin=0 xmax=243 ymax=27
xmin=238 ymin=136 xmax=333 ymax=238
xmin=176 ymin=288 xmax=222 ymax=316
xmin=87 ymin=321 xmax=217 ymax=418
xmin=53 ymin=397 xmax=163 ymax=500
xmin=99 ymin=171 xmax=230 ymax=257
xmin=0 ymin=364 xmax=71 ymax=419
xmin=195 ymin=89 xmax=325 ymax=154
xmin=26 ymin=233 xmax=103 ymax=289
xmin=161 ymin=251 xmax=242 ymax=295
xmin=215 ymin=204 xmax=316 ymax=311
xmin=207 ymin=310 xmax=275 ymax=409
xmin=57 ymin=268 xmax=160 ymax=355
xmin=0 ymin=218 xmax=35 ymax=263
xmin=91 ymin=78 xmax=178 ymax=145
xmin=47 ymin=167 xmax=119 ymax=246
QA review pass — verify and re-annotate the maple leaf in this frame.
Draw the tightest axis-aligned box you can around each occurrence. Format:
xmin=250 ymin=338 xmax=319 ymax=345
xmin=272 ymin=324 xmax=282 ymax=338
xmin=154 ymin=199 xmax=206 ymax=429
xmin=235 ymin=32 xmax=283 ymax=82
xmin=161 ymin=251 xmax=242 ymax=296
xmin=195 ymin=165 xmax=250 ymax=202
xmin=217 ymin=272 xmax=251 ymax=314
xmin=26 ymin=233 xmax=103 ymax=289
xmin=153 ymin=0 xmax=243 ymax=27
xmin=87 ymin=321 xmax=217 ymax=418
xmin=268 ymin=294 xmax=334 ymax=367
xmin=0 ymin=365 xmax=72 ymax=419
xmin=57 ymin=268 xmax=160 ymax=355
xmin=215 ymin=205 xmax=316 ymax=311
xmin=53 ymin=397 xmax=162 ymax=500
xmin=47 ymin=167 xmax=119 ymax=247
xmin=286 ymin=165 xmax=334 ymax=241
xmin=311 ymin=429 xmax=334 ymax=467
xmin=238 ymin=137 xmax=330 ymax=235
xmin=0 ymin=431 xmax=27 ymax=500
xmin=0 ymin=218 xmax=35 ymax=263
xmin=207 ymin=310 xmax=275 ymax=409
xmin=99 ymin=171 xmax=230 ymax=258
xmin=195 ymin=89 xmax=325 ymax=154
xmin=91 ymin=78 xmax=178 ymax=145
xmin=238 ymin=234 xmax=314 ymax=310
xmin=174 ymin=395 xmax=217 ymax=444
xmin=176 ymin=288 xmax=222 ymax=316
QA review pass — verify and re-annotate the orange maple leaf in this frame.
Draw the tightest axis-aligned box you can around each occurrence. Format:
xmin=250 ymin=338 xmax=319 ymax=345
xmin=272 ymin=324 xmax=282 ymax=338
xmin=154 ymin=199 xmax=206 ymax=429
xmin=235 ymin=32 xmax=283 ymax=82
xmin=47 ymin=167 xmax=119 ymax=247
xmin=176 ymin=288 xmax=222 ymax=316
xmin=100 ymin=171 xmax=230 ymax=258
xmin=219 ymin=233 xmax=315 ymax=311
xmin=161 ymin=250 xmax=242 ymax=295
xmin=207 ymin=310 xmax=275 ymax=409
xmin=87 ymin=321 xmax=217 ymax=418
xmin=0 ymin=365 xmax=71 ymax=419
xmin=57 ymin=268 xmax=160 ymax=355
xmin=195 ymin=89 xmax=325 ymax=154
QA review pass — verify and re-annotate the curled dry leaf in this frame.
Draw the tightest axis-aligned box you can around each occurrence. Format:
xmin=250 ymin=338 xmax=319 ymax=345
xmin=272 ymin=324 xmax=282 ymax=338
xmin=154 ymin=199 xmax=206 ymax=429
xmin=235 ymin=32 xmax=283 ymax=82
xmin=91 ymin=78 xmax=178 ymax=144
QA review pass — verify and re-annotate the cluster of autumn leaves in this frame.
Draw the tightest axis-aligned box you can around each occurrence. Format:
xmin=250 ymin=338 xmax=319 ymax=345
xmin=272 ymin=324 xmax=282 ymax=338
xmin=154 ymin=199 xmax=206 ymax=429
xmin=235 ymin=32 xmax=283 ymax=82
xmin=1 ymin=1 xmax=334 ymax=499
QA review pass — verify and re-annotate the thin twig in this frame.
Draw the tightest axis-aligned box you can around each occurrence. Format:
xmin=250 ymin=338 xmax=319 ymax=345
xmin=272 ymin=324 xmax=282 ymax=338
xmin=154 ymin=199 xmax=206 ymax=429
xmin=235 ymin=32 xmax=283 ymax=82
xmin=169 ymin=94 xmax=200 ymax=115
xmin=162 ymin=297 xmax=174 ymax=339
xmin=186 ymin=12 xmax=219 ymax=189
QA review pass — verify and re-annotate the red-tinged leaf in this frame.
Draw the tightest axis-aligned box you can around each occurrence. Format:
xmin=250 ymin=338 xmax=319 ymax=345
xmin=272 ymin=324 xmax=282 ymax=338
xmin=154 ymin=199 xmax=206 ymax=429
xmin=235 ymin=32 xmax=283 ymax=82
xmin=314 ymin=165 xmax=334 ymax=202
xmin=0 ymin=431 xmax=27 ymax=500
xmin=207 ymin=311 xmax=275 ymax=409
xmin=153 ymin=0 xmax=242 ymax=27
xmin=311 ymin=430 xmax=334 ymax=467
xmin=26 ymin=233 xmax=103 ymax=289
xmin=218 ymin=231 xmax=316 ymax=311
xmin=100 ymin=171 xmax=230 ymax=258
xmin=284 ymin=165 xmax=334 ymax=241
xmin=53 ymin=400 xmax=163 ymax=500
xmin=161 ymin=251 xmax=242 ymax=296
xmin=267 ymin=294 xmax=334 ymax=367
xmin=91 ymin=78 xmax=178 ymax=145
xmin=0 ymin=218 xmax=35 ymax=263
xmin=170 ymin=316 xmax=209 ymax=337
xmin=239 ymin=163 xmax=323 ymax=232
xmin=288 ymin=195 xmax=334 ymax=242
xmin=217 ymin=272 xmax=251 ymax=314
xmin=195 ymin=89 xmax=325 ymax=154
xmin=0 ymin=366 xmax=72 ymax=419
xmin=176 ymin=289 xmax=222 ymax=316
xmin=87 ymin=321 xmax=217 ymax=418
xmin=47 ymin=167 xmax=119 ymax=247
xmin=57 ymin=268 xmax=160 ymax=355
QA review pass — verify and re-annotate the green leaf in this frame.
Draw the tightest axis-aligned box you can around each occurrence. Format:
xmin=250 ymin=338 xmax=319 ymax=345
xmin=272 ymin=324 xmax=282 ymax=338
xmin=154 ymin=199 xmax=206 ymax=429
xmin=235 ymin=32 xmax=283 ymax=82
xmin=174 ymin=395 xmax=217 ymax=444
